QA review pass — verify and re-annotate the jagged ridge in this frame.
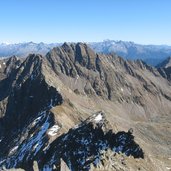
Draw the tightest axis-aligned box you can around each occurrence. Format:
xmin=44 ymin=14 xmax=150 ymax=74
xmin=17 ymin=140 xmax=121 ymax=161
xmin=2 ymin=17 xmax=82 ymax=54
xmin=0 ymin=112 xmax=144 ymax=171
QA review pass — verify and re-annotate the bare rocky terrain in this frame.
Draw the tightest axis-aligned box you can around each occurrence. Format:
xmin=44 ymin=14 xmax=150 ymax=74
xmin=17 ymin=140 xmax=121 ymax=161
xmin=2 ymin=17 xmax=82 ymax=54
xmin=0 ymin=43 xmax=171 ymax=170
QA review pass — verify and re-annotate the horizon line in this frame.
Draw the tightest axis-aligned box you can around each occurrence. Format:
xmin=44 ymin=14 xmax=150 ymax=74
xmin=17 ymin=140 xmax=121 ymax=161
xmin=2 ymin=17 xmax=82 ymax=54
xmin=0 ymin=39 xmax=171 ymax=46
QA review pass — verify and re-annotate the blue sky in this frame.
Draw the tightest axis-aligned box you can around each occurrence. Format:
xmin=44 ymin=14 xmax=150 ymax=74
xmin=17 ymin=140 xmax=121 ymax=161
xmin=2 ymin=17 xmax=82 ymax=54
xmin=0 ymin=0 xmax=171 ymax=44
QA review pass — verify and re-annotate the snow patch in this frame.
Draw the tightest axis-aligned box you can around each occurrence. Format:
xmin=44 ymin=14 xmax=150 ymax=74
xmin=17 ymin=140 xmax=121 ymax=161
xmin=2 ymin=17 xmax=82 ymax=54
xmin=48 ymin=125 xmax=60 ymax=136
xmin=121 ymin=88 xmax=124 ymax=92
xmin=57 ymin=87 xmax=60 ymax=92
xmin=16 ymin=65 xmax=20 ymax=69
xmin=94 ymin=113 xmax=103 ymax=123
xmin=9 ymin=146 xmax=18 ymax=155
xmin=73 ymin=124 xmax=80 ymax=129
xmin=43 ymin=144 xmax=50 ymax=152
xmin=32 ymin=116 xmax=42 ymax=126
xmin=3 ymin=62 xmax=5 ymax=65
xmin=33 ymin=143 xmax=39 ymax=151
xmin=76 ymin=75 xmax=79 ymax=80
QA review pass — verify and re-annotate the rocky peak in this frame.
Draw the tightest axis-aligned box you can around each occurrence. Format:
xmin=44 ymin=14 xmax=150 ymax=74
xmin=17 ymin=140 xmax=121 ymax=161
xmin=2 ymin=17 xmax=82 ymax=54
xmin=44 ymin=43 xmax=171 ymax=111
xmin=0 ymin=53 xmax=63 ymax=135
xmin=0 ymin=56 xmax=22 ymax=79
xmin=75 ymin=43 xmax=97 ymax=69
xmin=24 ymin=54 xmax=43 ymax=63
xmin=61 ymin=42 xmax=73 ymax=51
xmin=20 ymin=54 xmax=43 ymax=74
xmin=46 ymin=42 xmax=97 ymax=71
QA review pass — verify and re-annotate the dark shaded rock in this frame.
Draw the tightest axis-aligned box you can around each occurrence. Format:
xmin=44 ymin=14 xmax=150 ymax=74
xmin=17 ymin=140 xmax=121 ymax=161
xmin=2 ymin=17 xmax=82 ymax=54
xmin=39 ymin=112 xmax=143 ymax=171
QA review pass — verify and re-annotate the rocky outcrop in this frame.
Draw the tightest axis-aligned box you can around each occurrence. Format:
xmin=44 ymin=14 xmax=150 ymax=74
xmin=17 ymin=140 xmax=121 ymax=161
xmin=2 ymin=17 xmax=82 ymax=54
xmin=0 ymin=56 xmax=23 ymax=120
xmin=157 ymin=56 xmax=171 ymax=81
xmin=0 ymin=112 xmax=143 ymax=171
xmin=39 ymin=112 xmax=143 ymax=171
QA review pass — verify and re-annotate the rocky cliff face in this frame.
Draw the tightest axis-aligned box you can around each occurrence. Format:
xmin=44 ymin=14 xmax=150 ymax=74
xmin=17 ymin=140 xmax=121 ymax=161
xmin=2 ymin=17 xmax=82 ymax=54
xmin=0 ymin=43 xmax=171 ymax=170
xmin=157 ymin=56 xmax=171 ymax=81
xmin=46 ymin=43 xmax=171 ymax=119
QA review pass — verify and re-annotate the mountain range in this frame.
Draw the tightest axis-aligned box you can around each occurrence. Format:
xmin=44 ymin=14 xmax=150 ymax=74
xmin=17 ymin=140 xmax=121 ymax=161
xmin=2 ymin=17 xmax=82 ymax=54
xmin=1 ymin=40 xmax=171 ymax=66
xmin=0 ymin=42 xmax=60 ymax=58
xmin=0 ymin=43 xmax=171 ymax=170
xmin=90 ymin=40 xmax=171 ymax=66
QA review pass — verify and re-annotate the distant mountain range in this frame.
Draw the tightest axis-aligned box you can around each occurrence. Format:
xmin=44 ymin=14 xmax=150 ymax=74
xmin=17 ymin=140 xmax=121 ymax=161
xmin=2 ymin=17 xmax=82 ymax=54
xmin=90 ymin=40 xmax=171 ymax=66
xmin=0 ymin=42 xmax=60 ymax=58
xmin=1 ymin=40 xmax=171 ymax=66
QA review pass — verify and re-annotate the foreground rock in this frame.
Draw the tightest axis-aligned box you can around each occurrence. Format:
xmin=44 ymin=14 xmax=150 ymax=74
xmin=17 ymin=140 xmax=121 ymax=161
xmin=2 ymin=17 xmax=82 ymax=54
xmin=0 ymin=112 xmax=143 ymax=170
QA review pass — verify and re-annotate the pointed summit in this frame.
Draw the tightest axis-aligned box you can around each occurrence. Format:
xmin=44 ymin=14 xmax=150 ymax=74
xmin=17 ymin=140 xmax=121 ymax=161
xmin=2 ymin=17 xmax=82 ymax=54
xmin=75 ymin=42 xmax=97 ymax=69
